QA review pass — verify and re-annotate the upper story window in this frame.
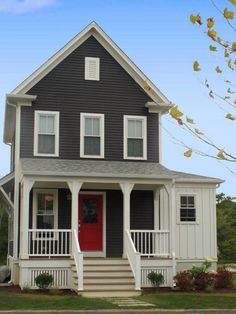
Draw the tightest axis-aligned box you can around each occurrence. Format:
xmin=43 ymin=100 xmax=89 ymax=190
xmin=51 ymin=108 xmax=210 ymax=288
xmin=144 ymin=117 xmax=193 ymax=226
xmin=124 ymin=115 xmax=147 ymax=160
xmin=34 ymin=111 xmax=59 ymax=157
xmin=80 ymin=113 xmax=104 ymax=158
xmin=180 ymin=195 xmax=196 ymax=222
xmin=85 ymin=57 xmax=100 ymax=81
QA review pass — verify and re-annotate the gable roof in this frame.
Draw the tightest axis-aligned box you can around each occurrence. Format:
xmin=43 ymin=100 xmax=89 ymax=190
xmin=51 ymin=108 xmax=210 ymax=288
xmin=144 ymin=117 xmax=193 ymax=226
xmin=11 ymin=22 xmax=171 ymax=106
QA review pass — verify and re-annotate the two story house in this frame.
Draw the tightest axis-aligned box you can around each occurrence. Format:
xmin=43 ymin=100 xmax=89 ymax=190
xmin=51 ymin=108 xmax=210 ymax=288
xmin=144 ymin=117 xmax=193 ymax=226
xmin=0 ymin=22 xmax=222 ymax=297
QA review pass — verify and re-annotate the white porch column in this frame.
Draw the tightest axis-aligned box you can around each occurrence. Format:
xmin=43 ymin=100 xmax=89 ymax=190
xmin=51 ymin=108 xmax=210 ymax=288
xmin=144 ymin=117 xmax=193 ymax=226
xmin=67 ymin=180 xmax=83 ymax=243
xmin=119 ymin=182 xmax=134 ymax=258
xmin=20 ymin=178 xmax=34 ymax=259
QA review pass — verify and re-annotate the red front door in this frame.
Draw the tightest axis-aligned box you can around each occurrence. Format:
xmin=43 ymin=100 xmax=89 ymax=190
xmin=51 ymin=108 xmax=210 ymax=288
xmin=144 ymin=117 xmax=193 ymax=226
xmin=79 ymin=194 xmax=103 ymax=251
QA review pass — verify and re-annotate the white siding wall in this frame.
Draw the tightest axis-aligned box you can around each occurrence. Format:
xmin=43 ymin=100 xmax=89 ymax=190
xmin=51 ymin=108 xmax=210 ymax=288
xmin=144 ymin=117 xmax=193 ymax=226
xmin=160 ymin=184 xmax=217 ymax=260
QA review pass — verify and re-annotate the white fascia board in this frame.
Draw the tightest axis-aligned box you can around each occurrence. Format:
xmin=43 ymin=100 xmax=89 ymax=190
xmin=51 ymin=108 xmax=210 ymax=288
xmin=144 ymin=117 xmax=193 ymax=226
xmin=4 ymin=94 xmax=37 ymax=144
xmin=10 ymin=22 xmax=171 ymax=106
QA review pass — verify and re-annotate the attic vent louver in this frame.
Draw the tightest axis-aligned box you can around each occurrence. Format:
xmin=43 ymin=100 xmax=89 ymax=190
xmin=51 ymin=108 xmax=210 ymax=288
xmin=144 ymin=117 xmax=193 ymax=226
xmin=85 ymin=57 xmax=100 ymax=81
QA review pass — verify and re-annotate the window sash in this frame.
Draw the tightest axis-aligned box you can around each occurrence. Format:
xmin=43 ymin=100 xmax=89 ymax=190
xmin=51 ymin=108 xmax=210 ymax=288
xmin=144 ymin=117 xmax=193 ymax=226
xmin=180 ymin=196 xmax=196 ymax=222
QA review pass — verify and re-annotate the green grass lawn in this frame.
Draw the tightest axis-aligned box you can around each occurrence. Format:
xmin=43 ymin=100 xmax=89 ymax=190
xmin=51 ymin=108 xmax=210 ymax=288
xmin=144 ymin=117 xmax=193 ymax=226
xmin=137 ymin=293 xmax=236 ymax=309
xmin=0 ymin=292 xmax=117 ymax=310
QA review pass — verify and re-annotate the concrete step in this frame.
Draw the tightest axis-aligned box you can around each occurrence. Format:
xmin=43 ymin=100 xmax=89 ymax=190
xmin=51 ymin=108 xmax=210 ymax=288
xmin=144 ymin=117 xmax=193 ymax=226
xmin=84 ymin=265 xmax=131 ymax=271
xmin=81 ymin=289 xmax=141 ymax=298
xmin=84 ymin=283 xmax=135 ymax=290
xmin=84 ymin=276 xmax=134 ymax=284
xmin=83 ymin=270 xmax=133 ymax=277
xmin=83 ymin=258 xmax=129 ymax=265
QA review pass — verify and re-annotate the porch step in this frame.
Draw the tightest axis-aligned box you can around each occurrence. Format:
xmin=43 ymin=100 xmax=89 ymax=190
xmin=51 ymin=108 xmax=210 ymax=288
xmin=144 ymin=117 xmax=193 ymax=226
xmin=71 ymin=257 xmax=140 ymax=297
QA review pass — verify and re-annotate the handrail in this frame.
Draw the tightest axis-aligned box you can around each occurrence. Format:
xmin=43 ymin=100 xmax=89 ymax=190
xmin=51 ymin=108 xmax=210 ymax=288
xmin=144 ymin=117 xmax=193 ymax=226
xmin=72 ymin=229 xmax=83 ymax=291
xmin=126 ymin=230 xmax=141 ymax=290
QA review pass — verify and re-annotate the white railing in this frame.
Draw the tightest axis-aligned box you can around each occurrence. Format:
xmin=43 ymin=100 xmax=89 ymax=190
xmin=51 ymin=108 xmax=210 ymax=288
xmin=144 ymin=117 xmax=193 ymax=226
xmin=130 ymin=230 xmax=170 ymax=257
xmin=28 ymin=229 xmax=72 ymax=257
xmin=72 ymin=229 xmax=83 ymax=291
xmin=126 ymin=230 xmax=141 ymax=290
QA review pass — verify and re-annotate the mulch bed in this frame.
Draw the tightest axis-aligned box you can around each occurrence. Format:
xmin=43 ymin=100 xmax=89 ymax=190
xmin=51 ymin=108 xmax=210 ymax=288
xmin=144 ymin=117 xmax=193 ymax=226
xmin=0 ymin=285 xmax=77 ymax=296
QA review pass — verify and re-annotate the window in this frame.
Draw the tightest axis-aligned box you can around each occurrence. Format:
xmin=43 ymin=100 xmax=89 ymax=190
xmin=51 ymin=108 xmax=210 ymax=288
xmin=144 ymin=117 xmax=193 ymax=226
xmin=33 ymin=189 xmax=58 ymax=230
xmin=180 ymin=195 xmax=196 ymax=222
xmin=80 ymin=113 xmax=104 ymax=158
xmin=85 ymin=57 xmax=100 ymax=81
xmin=34 ymin=111 xmax=59 ymax=156
xmin=124 ymin=115 xmax=147 ymax=160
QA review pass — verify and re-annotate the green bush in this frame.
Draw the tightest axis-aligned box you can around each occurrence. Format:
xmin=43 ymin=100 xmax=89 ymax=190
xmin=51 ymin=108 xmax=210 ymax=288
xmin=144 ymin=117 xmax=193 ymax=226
xmin=35 ymin=273 xmax=53 ymax=290
xmin=147 ymin=271 xmax=164 ymax=287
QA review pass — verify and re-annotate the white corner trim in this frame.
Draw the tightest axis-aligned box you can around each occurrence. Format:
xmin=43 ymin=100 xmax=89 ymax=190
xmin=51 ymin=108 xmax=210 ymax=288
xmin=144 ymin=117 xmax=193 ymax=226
xmin=123 ymin=115 xmax=147 ymax=160
xmin=85 ymin=57 xmax=100 ymax=81
xmin=34 ymin=110 xmax=60 ymax=157
xmin=80 ymin=112 xmax=104 ymax=159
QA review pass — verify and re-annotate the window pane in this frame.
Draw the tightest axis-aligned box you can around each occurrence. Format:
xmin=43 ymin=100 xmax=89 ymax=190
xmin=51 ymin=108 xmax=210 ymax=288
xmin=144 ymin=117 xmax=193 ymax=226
xmin=38 ymin=134 xmax=55 ymax=154
xmin=128 ymin=120 xmax=142 ymax=138
xmin=135 ymin=120 xmax=142 ymax=137
xmin=181 ymin=196 xmax=187 ymax=207
xmin=128 ymin=138 xmax=143 ymax=157
xmin=47 ymin=116 xmax=55 ymax=134
xmin=39 ymin=115 xmax=47 ymax=133
xmin=37 ymin=215 xmax=54 ymax=229
xmin=39 ymin=115 xmax=55 ymax=134
xmin=38 ymin=193 xmax=54 ymax=214
xmin=85 ymin=117 xmax=93 ymax=135
xmin=82 ymin=199 xmax=98 ymax=223
xmin=188 ymin=196 xmax=195 ymax=206
xmin=128 ymin=120 xmax=136 ymax=137
xmin=84 ymin=136 xmax=100 ymax=155
xmin=93 ymin=118 xmax=100 ymax=136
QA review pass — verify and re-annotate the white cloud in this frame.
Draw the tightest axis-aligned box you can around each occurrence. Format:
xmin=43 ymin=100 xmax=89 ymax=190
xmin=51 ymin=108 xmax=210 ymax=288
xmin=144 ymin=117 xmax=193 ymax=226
xmin=0 ymin=0 xmax=57 ymax=14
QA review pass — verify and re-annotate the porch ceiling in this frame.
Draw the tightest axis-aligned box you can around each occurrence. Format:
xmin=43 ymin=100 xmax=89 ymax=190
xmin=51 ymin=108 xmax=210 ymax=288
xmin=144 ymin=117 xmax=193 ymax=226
xmin=20 ymin=158 xmax=223 ymax=184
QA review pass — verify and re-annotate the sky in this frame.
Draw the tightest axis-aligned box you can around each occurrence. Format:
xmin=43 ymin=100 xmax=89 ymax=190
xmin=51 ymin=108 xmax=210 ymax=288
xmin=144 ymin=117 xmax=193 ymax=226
xmin=0 ymin=0 xmax=235 ymax=196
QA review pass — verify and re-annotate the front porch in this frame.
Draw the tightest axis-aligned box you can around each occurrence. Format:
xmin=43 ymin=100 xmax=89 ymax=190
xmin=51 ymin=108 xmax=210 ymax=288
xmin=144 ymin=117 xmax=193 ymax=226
xmin=18 ymin=175 xmax=176 ymax=294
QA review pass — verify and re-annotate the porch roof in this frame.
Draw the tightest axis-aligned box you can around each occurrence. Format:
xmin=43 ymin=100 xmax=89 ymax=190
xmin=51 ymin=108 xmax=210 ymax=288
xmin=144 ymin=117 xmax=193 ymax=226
xmin=20 ymin=158 xmax=223 ymax=184
xmin=0 ymin=172 xmax=15 ymax=215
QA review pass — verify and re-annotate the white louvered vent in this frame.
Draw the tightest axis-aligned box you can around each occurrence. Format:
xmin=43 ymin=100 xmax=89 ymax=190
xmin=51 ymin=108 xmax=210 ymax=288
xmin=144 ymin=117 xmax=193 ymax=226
xmin=85 ymin=57 xmax=100 ymax=81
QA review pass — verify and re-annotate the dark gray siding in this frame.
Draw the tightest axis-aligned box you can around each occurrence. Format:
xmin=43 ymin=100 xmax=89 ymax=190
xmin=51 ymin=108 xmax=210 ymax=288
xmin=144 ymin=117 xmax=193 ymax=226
xmin=20 ymin=35 xmax=159 ymax=162
xmin=130 ymin=191 xmax=154 ymax=230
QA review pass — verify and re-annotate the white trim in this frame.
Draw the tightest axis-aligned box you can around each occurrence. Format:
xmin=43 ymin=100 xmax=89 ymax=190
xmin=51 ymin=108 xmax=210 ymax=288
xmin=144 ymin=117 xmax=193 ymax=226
xmin=34 ymin=111 xmax=60 ymax=157
xmin=177 ymin=193 xmax=198 ymax=225
xmin=80 ymin=113 xmax=104 ymax=159
xmin=85 ymin=57 xmax=100 ymax=81
xmin=79 ymin=191 xmax=106 ymax=257
xmin=32 ymin=189 xmax=58 ymax=232
xmin=123 ymin=115 xmax=147 ymax=160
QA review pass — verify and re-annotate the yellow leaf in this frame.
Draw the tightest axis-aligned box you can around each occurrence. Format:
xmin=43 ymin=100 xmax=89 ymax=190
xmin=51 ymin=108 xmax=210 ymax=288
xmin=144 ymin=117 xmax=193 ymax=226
xmin=169 ymin=105 xmax=183 ymax=119
xmin=224 ymin=8 xmax=234 ymax=19
xmin=209 ymin=45 xmax=217 ymax=52
xmin=228 ymin=0 xmax=236 ymax=5
xmin=225 ymin=113 xmax=235 ymax=120
xmin=215 ymin=66 xmax=222 ymax=73
xmin=195 ymin=128 xmax=204 ymax=135
xmin=193 ymin=61 xmax=201 ymax=71
xmin=208 ymin=29 xmax=217 ymax=40
xmin=207 ymin=17 xmax=214 ymax=28
xmin=190 ymin=14 xmax=202 ymax=25
xmin=186 ymin=116 xmax=194 ymax=124
xmin=184 ymin=149 xmax=192 ymax=158
xmin=144 ymin=81 xmax=151 ymax=91
xmin=232 ymin=42 xmax=236 ymax=52
xmin=217 ymin=150 xmax=226 ymax=160
xmin=224 ymin=49 xmax=229 ymax=58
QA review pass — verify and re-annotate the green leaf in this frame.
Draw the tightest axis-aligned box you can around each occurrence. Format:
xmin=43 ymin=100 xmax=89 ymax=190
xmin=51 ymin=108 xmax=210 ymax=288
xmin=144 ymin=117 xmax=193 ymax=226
xmin=186 ymin=116 xmax=194 ymax=124
xmin=195 ymin=128 xmax=204 ymax=135
xmin=225 ymin=49 xmax=230 ymax=58
xmin=209 ymin=45 xmax=217 ymax=51
xmin=228 ymin=59 xmax=234 ymax=70
xmin=225 ymin=113 xmax=235 ymax=120
xmin=169 ymin=105 xmax=183 ymax=119
xmin=193 ymin=61 xmax=201 ymax=71
xmin=224 ymin=8 xmax=234 ymax=19
xmin=208 ymin=29 xmax=217 ymax=40
xmin=209 ymin=90 xmax=214 ymax=98
xmin=215 ymin=66 xmax=222 ymax=73
xmin=190 ymin=14 xmax=202 ymax=25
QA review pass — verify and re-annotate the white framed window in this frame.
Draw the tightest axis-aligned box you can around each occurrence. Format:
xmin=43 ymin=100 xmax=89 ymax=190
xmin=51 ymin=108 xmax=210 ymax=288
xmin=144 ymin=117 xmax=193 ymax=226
xmin=124 ymin=115 xmax=147 ymax=160
xmin=34 ymin=111 xmax=59 ymax=157
xmin=85 ymin=57 xmax=100 ymax=81
xmin=33 ymin=189 xmax=58 ymax=230
xmin=179 ymin=195 xmax=196 ymax=223
xmin=80 ymin=113 xmax=104 ymax=158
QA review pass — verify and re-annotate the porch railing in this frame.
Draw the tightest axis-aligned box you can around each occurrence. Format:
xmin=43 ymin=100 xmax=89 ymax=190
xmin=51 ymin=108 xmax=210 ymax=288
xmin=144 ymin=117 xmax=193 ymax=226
xmin=28 ymin=229 xmax=72 ymax=256
xmin=72 ymin=229 xmax=83 ymax=291
xmin=126 ymin=230 xmax=140 ymax=290
xmin=130 ymin=230 xmax=170 ymax=257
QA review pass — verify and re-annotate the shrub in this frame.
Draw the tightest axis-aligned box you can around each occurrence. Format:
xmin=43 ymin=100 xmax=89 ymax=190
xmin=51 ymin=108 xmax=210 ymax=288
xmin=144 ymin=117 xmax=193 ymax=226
xmin=35 ymin=273 xmax=53 ymax=290
xmin=190 ymin=260 xmax=212 ymax=279
xmin=214 ymin=269 xmax=233 ymax=288
xmin=175 ymin=271 xmax=193 ymax=291
xmin=147 ymin=271 xmax=164 ymax=287
xmin=194 ymin=271 xmax=215 ymax=290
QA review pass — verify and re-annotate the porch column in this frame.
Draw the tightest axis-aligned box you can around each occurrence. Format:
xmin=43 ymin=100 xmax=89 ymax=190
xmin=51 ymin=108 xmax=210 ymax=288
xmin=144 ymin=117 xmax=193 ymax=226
xmin=119 ymin=182 xmax=134 ymax=258
xmin=67 ymin=180 xmax=83 ymax=247
xmin=20 ymin=178 xmax=34 ymax=259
